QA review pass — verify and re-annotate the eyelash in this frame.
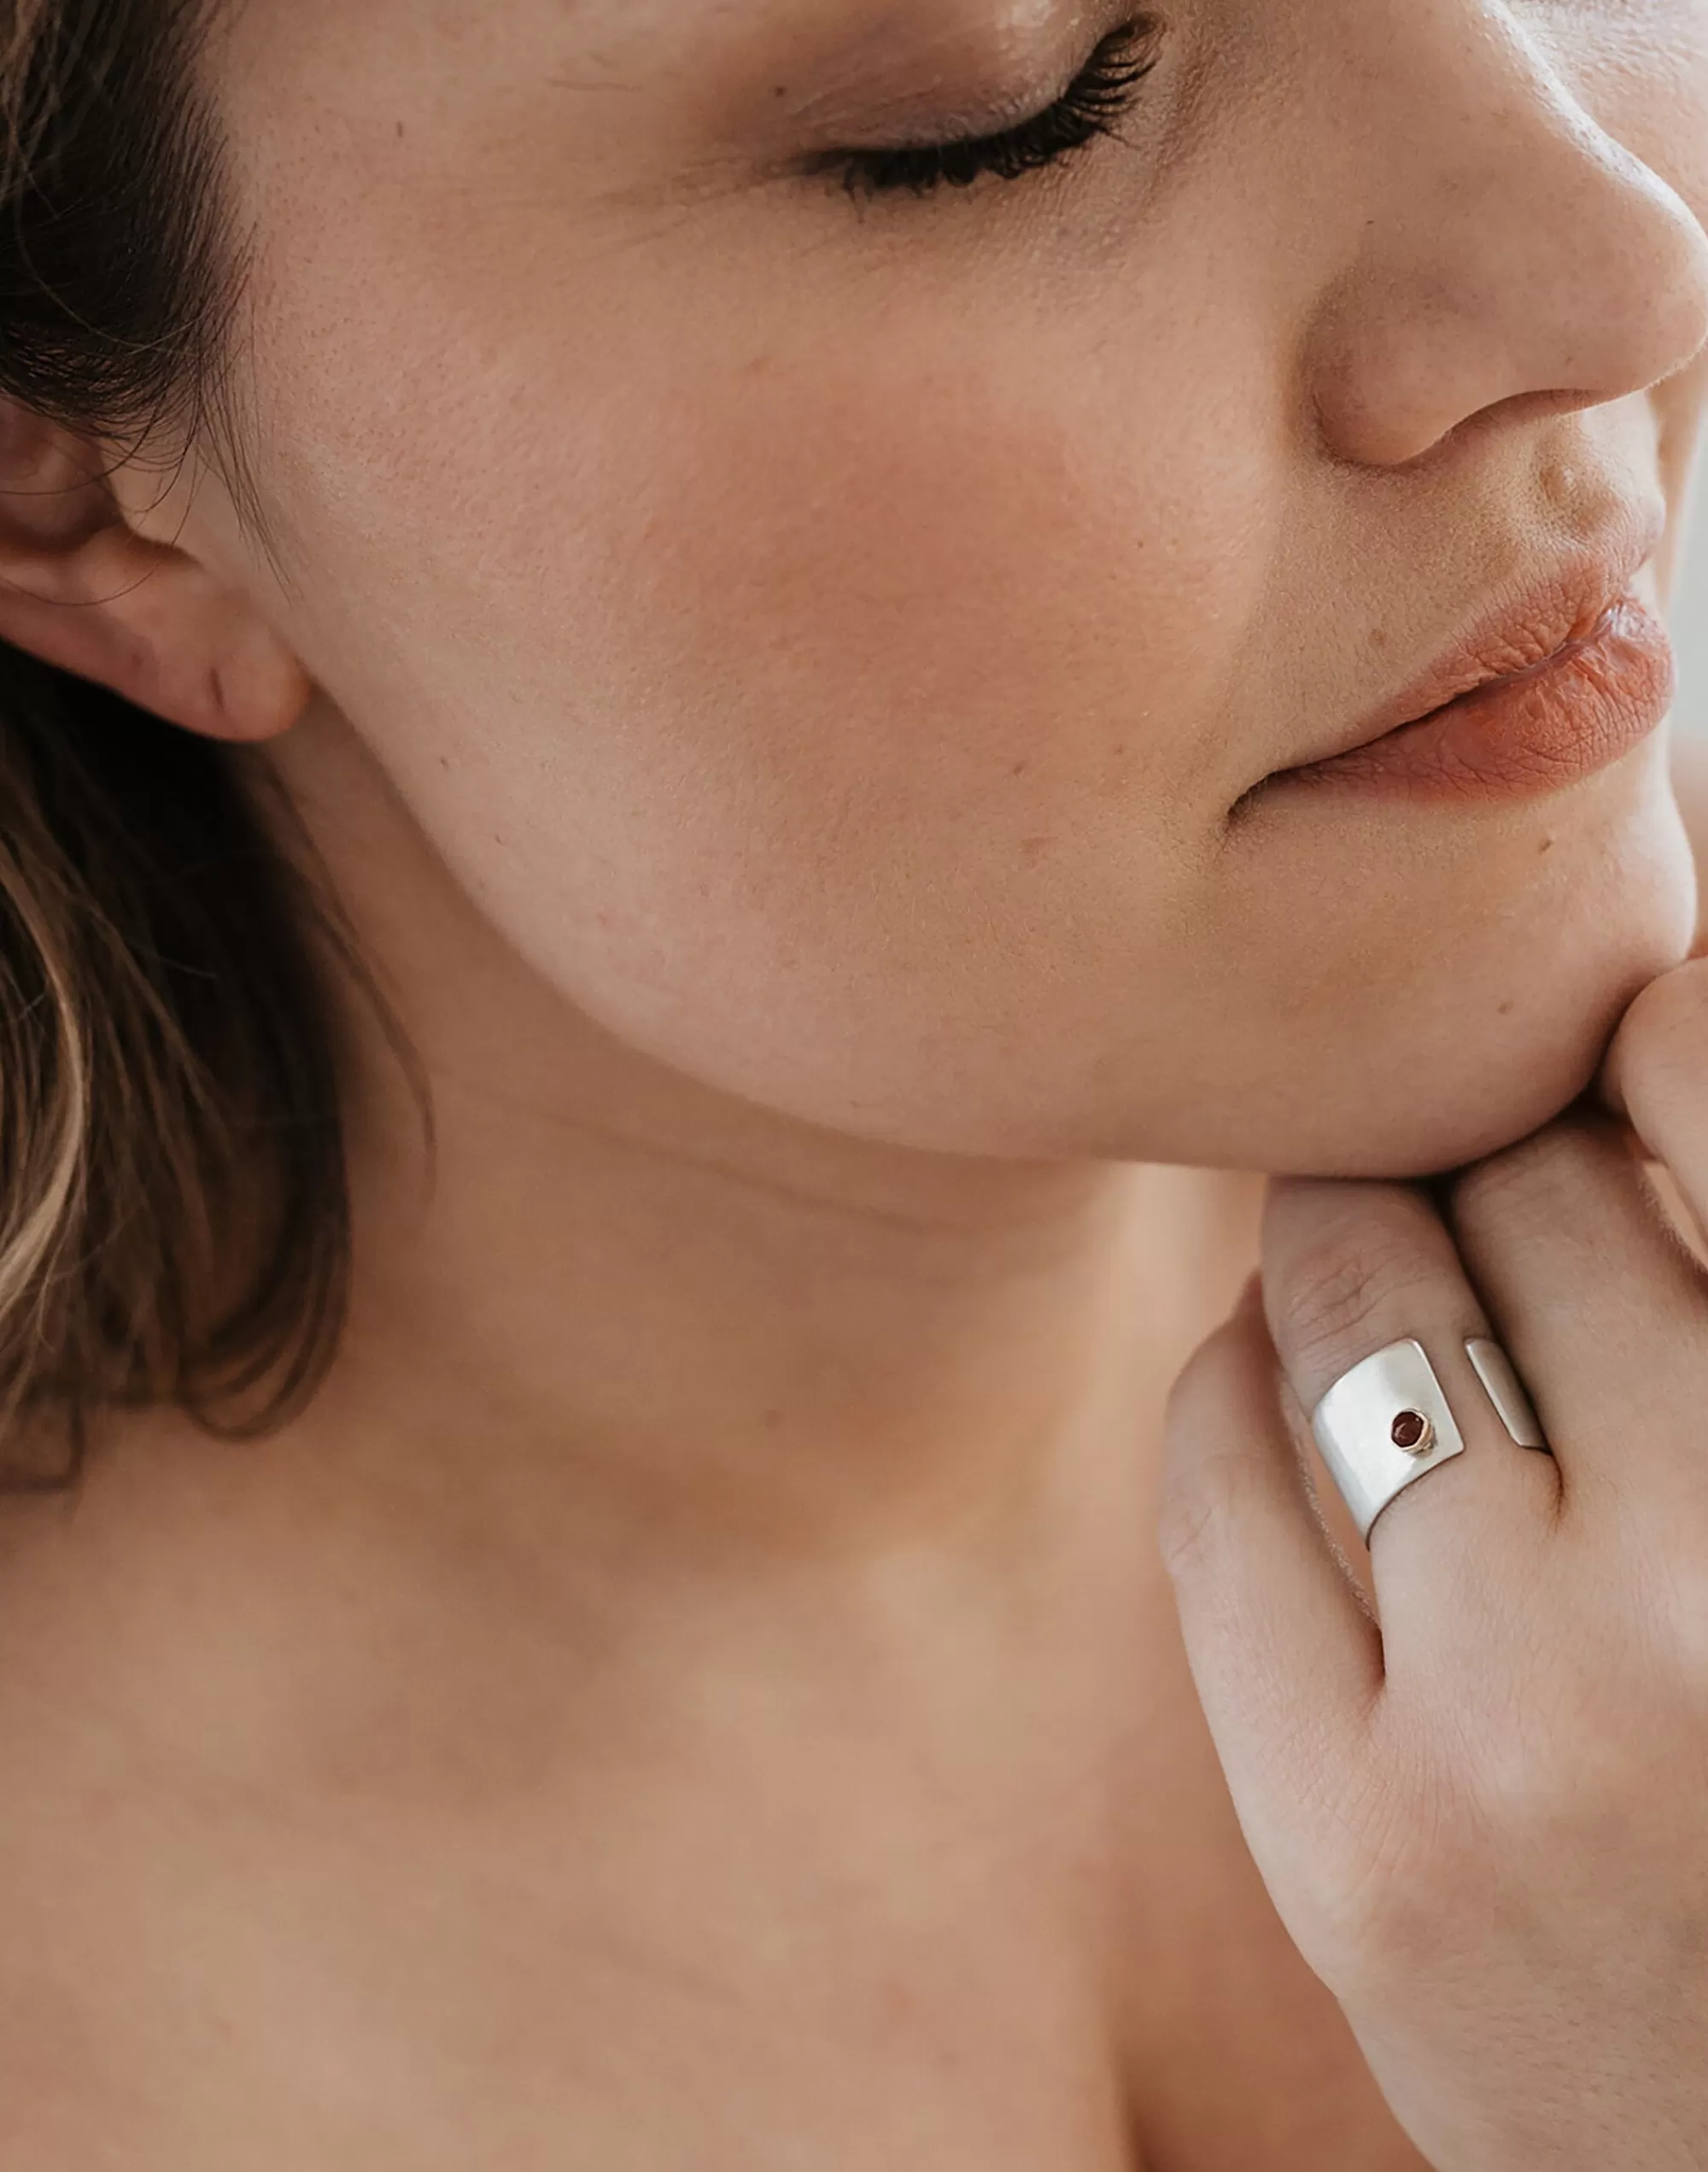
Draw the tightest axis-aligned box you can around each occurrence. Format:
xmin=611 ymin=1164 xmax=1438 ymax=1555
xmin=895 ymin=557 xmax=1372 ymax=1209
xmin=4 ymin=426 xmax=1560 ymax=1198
xmin=824 ymin=21 xmax=1159 ymax=200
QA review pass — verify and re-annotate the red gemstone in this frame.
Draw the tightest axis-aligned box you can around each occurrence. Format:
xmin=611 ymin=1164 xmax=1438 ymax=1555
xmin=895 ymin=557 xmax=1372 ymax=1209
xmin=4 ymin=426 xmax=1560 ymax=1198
xmin=1391 ymin=1410 xmax=1430 ymax=1451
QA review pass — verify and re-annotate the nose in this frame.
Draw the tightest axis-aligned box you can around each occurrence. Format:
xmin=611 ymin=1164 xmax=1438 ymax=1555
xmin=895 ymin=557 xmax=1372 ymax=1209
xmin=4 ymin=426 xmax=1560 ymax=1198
xmin=1307 ymin=1 xmax=1708 ymax=469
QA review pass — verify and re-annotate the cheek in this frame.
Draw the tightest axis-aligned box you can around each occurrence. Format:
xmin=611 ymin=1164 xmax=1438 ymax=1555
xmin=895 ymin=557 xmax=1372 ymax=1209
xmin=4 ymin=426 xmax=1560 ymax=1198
xmin=1575 ymin=5 xmax=1708 ymax=509
xmin=626 ymin=350 xmax=1242 ymax=742
xmin=1585 ymin=2 xmax=1708 ymax=226
xmin=258 ymin=277 xmax=1289 ymax=1150
xmin=561 ymin=337 xmax=1271 ymax=894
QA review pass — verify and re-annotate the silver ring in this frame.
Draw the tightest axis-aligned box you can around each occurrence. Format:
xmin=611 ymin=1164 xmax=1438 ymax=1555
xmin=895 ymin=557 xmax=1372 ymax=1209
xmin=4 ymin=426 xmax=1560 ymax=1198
xmin=1310 ymin=1336 xmax=1548 ymax=1543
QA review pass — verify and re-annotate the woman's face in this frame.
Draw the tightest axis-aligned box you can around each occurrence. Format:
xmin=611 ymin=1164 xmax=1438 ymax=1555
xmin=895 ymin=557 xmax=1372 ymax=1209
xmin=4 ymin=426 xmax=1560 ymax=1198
xmin=200 ymin=0 xmax=1708 ymax=1174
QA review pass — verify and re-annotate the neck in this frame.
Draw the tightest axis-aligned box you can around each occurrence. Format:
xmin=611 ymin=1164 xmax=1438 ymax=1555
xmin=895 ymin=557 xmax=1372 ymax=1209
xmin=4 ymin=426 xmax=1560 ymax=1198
xmin=254 ymin=704 xmax=1259 ymax=1588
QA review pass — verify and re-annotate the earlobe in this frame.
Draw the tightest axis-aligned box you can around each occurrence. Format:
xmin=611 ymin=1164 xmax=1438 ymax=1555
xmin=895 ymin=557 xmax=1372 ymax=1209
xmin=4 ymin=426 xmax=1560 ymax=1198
xmin=0 ymin=405 xmax=311 ymax=744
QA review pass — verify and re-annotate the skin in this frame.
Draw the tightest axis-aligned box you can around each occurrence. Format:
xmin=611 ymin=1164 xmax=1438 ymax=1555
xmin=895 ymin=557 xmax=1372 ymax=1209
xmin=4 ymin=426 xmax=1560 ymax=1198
xmin=1163 ymin=1026 xmax=1708 ymax=2170
xmin=0 ymin=0 xmax=1699 ymax=2163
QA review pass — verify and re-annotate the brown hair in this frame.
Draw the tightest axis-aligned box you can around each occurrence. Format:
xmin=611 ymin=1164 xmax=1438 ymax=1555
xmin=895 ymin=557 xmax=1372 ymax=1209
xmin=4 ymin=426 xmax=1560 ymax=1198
xmin=0 ymin=0 xmax=365 ymax=1488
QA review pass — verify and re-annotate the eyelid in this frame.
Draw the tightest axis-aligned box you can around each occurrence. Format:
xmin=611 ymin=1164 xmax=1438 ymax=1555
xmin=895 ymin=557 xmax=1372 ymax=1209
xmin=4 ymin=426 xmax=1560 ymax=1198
xmin=793 ymin=70 xmax=1066 ymax=152
xmin=814 ymin=17 xmax=1159 ymax=197
xmin=782 ymin=10 xmax=1139 ymax=150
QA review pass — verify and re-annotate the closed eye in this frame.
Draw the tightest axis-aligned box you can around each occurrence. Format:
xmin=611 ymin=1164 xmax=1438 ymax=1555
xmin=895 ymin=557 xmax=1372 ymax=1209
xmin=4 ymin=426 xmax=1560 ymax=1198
xmin=816 ymin=20 xmax=1160 ymax=200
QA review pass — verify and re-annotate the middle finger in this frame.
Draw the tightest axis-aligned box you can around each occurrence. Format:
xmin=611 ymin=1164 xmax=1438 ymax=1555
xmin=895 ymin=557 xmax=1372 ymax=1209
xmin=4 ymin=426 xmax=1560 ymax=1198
xmin=1448 ymin=1115 xmax=1708 ymax=1521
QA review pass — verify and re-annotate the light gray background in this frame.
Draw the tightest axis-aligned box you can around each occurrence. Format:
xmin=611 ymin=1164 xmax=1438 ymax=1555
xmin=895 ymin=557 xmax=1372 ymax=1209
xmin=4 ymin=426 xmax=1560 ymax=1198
xmin=1677 ymin=451 xmax=1708 ymax=733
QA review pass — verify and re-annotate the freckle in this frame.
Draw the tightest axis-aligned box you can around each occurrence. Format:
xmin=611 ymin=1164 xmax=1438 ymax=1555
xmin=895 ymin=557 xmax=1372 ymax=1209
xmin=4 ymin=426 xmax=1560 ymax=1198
xmin=1539 ymin=837 xmax=1555 ymax=855
xmin=1498 ymin=999 xmax=1516 ymax=1016
xmin=1114 ymin=744 xmax=1128 ymax=758
xmin=395 ymin=121 xmax=405 ymax=140
xmin=762 ymin=1407 xmax=784 ymax=1431
xmin=1020 ymin=834 xmax=1051 ymax=863
xmin=772 ymin=83 xmax=788 ymax=99
xmin=1010 ymin=759 xmax=1029 ymax=777
xmin=1369 ymin=626 xmax=1389 ymax=652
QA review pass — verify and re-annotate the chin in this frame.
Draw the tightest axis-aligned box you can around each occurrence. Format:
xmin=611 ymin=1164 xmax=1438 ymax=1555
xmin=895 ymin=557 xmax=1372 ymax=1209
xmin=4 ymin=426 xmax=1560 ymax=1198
xmin=1167 ymin=764 xmax=1699 ymax=1184
xmin=1284 ymin=916 xmax=1694 ymax=1183
xmin=1282 ymin=1037 xmax=1628 ymax=1185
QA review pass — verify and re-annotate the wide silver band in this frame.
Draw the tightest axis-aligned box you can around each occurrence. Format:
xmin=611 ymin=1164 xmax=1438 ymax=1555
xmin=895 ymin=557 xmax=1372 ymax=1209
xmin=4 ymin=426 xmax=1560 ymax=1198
xmin=1310 ymin=1339 xmax=1468 ymax=1543
xmin=1310 ymin=1335 xmax=1549 ymax=1542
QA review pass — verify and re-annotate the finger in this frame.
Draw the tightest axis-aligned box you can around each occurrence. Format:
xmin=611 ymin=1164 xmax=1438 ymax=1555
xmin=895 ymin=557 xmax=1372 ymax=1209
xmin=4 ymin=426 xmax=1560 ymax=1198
xmin=1448 ymin=1114 xmax=1708 ymax=1512
xmin=1602 ymin=960 xmax=1708 ymax=1249
xmin=1261 ymin=1177 xmax=1559 ymax=1634
xmin=1161 ymin=1276 xmax=1381 ymax=1814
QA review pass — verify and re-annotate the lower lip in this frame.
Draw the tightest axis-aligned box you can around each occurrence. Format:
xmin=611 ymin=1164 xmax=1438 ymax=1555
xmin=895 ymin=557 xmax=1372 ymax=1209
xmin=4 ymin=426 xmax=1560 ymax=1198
xmin=1272 ymin=597 xmax=1676 ymax=801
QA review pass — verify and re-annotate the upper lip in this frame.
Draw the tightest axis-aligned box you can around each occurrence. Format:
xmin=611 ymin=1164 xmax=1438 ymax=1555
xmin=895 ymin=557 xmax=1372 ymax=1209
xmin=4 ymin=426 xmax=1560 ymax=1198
xmin=1290 ymin=504 xmax=1667 ymax=771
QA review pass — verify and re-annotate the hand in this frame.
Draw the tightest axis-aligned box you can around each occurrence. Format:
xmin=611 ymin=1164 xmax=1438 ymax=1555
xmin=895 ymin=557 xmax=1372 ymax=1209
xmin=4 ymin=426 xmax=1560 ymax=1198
xmin=1161 ymin=959 xmax=1708 ymax=2172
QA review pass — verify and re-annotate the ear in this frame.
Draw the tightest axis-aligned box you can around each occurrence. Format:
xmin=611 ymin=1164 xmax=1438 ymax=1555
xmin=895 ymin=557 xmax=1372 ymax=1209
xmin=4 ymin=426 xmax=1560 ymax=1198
xmin=0 ymin=401 xmax=310 ymax=744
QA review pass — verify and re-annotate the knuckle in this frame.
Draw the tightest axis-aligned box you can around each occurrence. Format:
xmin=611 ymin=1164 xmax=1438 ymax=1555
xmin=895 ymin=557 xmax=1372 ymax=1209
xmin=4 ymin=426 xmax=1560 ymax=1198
xmin=1157 ymin=1443 xmax=1279 ymax=1588
xmin=1306 ymin=1739 xmax=1528 ymax=1997
xmin=1659 ymin=1545 xmax=1708 ymax=1678
xmin=1276 ymin=1218 xmax=1444 ymax=1390
xmin=1470 ymin=1711 xmax=1588 ymax=1841
xmin=1614 ymin=962 xmax=1708 ymax=1114
xmin=1155 ymin=1477 xmax=1225 ymax=1584
xmin=1290 ymin=1762 xmax=1464 ymax=1993
xmin=1158 ymin=1329 xmax=1249 ymax=1581
xmin=1451 ymin=1119 xmax=1593 ymax=1237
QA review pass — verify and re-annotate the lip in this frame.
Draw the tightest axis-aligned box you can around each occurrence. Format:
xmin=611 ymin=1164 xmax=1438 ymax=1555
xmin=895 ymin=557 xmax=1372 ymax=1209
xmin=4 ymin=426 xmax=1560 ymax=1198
xmin=1270 ymin=550 xmax=1676 ymax=803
